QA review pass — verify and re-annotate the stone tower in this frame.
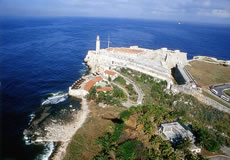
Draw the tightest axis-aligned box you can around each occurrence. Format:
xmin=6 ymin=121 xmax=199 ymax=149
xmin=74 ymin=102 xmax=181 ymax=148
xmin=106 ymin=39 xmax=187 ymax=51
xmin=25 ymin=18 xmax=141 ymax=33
xmin=96 ymin=35 xmax=100 ymax=54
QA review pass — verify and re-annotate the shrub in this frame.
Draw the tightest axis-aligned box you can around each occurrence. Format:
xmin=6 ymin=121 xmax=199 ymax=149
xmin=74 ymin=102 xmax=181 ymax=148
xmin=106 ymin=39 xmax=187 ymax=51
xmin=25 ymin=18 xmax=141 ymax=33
xmin=87 ymin=86 xmax=96 ymax=100
xmin=112 ymin=123 xmax=124 ymax=142
xmin=116 ymin=140 xmax=139 ymax=160
xmin=114 ymin=76 xmax=126 ymax=86
xmin=204 ymin=139 xmax=220 ymax=152
xmin=120 ymin=110 xmax=132 ymax=121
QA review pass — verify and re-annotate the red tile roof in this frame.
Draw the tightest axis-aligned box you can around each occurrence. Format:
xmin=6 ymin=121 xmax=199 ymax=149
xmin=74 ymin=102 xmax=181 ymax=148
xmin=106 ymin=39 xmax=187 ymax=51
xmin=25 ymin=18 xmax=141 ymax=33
xmin=84 ymin=76 xmax=103 ymax=91
xmin=107 ymin=48 xmax=142 ymax=54
xmin=104 ymin=70 xmax=116 ymax=76
xmin=96 ymin=87 xmax=114 ymax=92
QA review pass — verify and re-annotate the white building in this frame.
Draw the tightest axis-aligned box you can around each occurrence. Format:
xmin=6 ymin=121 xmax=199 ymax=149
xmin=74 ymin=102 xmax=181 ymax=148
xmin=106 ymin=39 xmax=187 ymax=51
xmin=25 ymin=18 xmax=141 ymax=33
xmin=189 ymin=144 xmax=201 ymax=154
xmin=159 ymin=122 xmax=201 ymax=154
xmin=159 ymin=122 xmax=195 ymax=143
xmin=96 ymin=35 xmax=100 ymax=54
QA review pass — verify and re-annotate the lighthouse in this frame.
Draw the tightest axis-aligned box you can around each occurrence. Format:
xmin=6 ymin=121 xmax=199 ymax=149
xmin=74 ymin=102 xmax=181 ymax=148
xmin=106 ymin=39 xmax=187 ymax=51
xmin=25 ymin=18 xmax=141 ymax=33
xmin=96 ymin=35 xmax=100 ymax=54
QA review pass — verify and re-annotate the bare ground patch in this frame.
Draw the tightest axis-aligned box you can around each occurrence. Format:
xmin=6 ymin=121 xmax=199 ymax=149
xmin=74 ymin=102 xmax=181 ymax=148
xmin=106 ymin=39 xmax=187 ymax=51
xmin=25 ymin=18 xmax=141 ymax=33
xmin=187 ymin=60 xmax=230 ymax=87
xmin=63 ymin=103 xmax=126 ymax=160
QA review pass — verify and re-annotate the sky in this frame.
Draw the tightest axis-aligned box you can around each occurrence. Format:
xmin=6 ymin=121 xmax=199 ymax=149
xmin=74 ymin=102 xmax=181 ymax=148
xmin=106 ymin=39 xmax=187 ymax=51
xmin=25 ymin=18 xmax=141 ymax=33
xmin=0 ymin=0 xmax=230 ymax=24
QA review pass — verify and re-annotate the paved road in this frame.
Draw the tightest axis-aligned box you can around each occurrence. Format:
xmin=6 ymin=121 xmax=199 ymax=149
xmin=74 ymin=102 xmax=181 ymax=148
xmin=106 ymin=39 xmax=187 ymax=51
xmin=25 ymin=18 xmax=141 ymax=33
xmin=111 ymin=82 xmax=136 ymax=107
xmin=117 ymin=73 xmax=144 ymax=106
xmin=221 ymin=146 xmax=230 ymax=157
xmin=111 ymin=72 xmax=144 ymax=107
xmin=211 ymin=84 xmax=230 ymax=103
xmin=209 ymin=155 xmax=230 ymax=160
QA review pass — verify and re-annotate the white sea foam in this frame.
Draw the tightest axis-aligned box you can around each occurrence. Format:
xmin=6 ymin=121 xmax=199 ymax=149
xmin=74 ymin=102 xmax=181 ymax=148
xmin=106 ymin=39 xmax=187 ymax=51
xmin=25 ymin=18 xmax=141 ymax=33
xmin=42 ymin=92 xmax=68 ymax=106
xmin=35 ymin=142 xmax=55 ymax=160
xmin=79 ymin=62 xmax=88 ymax=75
xmin=28 ymin=113 xmax=36 ymax=125
xmin=24 ymin=135 xmax=32 ymax=145
xmin=24 ymin=113 xmax=36 ymax=145
xmin=79 ymin=68 xmax=87 ymax=76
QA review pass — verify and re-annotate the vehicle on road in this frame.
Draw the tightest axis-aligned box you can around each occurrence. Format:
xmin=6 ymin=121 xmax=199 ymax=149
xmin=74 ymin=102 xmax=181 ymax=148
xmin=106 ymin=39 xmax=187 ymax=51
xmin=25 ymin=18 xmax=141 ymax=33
xmin=211 ymin=89 xmax=218 ymax=95
xmin=221 ymin=95 xmax=229 ymax=102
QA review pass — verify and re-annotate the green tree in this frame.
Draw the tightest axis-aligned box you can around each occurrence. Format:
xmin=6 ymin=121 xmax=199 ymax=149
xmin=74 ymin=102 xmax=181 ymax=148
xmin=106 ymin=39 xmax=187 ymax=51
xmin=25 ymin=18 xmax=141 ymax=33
xmin=87 ymin=86 xmax=96 ymax=100
xmin=175 ymin=137 xmax=191 ymax=150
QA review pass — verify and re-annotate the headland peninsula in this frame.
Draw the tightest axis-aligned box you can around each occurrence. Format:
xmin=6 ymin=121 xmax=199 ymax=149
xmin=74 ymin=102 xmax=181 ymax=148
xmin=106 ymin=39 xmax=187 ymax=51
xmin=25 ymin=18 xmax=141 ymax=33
xmin=24 ymin=36 xmax=230 ymax=160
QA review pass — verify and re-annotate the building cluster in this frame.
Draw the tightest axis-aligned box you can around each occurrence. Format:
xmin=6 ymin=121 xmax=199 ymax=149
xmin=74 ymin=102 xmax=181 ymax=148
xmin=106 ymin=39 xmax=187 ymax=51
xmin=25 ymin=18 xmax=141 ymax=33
xmin=69 ymin=35 xmax=192 ymax=97
xmin=69 ymin=69 xmax=118 ymax=97
xmin=159 ymin=122 xmax=201 ymax=154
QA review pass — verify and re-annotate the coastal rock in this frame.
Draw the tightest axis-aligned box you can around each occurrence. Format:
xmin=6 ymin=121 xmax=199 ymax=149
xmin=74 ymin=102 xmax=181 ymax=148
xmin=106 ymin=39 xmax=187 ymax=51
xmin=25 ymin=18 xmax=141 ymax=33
xmin=193 ymin=56 xmax=230 ymax=65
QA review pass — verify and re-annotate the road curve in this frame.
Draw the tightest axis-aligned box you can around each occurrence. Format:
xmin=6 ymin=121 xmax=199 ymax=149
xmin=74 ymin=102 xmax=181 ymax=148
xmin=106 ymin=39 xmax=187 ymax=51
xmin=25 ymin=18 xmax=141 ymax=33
xmin=210 ymin=84 xmax=230 ymax=103
xmin=115 ymin=72 xmax=144 ymax=107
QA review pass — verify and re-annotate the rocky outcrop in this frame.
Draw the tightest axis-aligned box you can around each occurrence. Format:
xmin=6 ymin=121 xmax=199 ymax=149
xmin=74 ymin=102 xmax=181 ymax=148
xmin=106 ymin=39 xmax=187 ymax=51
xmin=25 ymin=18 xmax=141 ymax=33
xmin=192 ymin=56 xmax=230 ymax=65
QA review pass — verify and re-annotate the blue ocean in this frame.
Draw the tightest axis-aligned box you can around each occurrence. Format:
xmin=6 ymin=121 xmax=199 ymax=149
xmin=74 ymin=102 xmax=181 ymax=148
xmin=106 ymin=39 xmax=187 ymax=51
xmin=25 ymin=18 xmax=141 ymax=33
xmin=1 ymin=17 xmax=230 ymax=160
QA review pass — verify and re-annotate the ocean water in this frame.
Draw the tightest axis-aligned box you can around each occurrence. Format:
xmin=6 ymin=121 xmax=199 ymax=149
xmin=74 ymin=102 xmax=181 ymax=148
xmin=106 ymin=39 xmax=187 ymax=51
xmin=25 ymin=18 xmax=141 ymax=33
xmin=1 ymin=17 xmax=230 ymax=160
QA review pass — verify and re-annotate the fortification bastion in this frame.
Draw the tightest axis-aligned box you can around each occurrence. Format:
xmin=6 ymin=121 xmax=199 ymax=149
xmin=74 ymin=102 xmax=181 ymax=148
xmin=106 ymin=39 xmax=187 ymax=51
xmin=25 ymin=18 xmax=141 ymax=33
xmin=84 ymin=36 xmax=188 ymax=89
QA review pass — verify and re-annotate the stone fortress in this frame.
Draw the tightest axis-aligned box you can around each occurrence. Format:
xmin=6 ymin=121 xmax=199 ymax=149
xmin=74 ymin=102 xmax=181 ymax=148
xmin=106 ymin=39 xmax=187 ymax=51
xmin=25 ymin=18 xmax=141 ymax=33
xmin=85 ymin=35 xmax=189 ymax=89
xmin=69 ymin=35 xmax=193 ymax=98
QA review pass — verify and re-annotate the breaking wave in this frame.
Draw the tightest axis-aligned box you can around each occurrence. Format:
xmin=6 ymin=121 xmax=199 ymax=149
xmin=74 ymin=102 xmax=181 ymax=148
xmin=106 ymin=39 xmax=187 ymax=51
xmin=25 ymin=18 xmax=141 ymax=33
xmin=24 ymin=135 xmax=32 ymax=145
xmin=35 ymin=142 xmax=55 ymax=160
xmin=28 ymin=113 xmax=35 ymax=125
xmin=41 ymin=92 xmax=68 ymax=106
xmin=24 ymin=113 xmax=36 ymax=145
xmin=79 ymin=62 xmax=88 ymax=76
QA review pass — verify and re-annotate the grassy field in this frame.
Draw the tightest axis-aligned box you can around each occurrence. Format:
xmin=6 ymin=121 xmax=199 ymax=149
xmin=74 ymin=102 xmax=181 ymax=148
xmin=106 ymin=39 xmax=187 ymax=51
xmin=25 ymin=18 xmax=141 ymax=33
xmin=224 ymin=89 xmax=230 ymax=96
xmin=63 ymin=104 xmax=125 ymax=160
xmin=187 ymin=61 xmax=230 ymax=87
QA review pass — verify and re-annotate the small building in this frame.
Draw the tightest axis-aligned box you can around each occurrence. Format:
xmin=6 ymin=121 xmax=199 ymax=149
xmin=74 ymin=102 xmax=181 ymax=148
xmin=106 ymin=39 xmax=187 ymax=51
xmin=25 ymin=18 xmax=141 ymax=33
xmin=83 ymin=76 xmax=103 ymax=91
xmin=189 ymin=144 xmax=201 ymax=154
xmin=159 ymin=122 xmax=195 ymax=144
xmin=96 ymin=87 xmax=114 ymax=92
xmin=103 ymin=70 xmax=118 ymax=80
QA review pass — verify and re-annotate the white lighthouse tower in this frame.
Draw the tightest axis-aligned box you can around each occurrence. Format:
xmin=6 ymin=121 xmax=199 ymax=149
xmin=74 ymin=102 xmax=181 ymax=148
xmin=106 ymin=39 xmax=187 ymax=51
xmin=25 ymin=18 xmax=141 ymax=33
xmin=96 ymin=35 xmax=100 ymax=54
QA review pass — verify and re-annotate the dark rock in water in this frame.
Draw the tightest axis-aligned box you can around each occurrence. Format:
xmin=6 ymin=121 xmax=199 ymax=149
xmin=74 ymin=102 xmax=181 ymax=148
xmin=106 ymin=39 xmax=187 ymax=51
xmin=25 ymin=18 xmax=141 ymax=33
xmin=23 ymin=96 xmax=81 ymax=143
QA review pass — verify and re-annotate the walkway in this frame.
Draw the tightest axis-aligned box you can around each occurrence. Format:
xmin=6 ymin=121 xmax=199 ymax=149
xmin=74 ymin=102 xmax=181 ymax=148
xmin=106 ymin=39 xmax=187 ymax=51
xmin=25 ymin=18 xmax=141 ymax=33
xmin=116 ymin=72 xmax=144 ymax=107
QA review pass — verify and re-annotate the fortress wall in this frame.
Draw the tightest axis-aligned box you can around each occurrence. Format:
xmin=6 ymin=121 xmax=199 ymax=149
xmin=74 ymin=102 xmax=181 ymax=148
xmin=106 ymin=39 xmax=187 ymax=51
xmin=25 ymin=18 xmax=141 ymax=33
xmin=174 ymin=65 xmax=191 ymax=85
xmin=85 ymin=49 xmax=185 ymax=88
xmin=68 ymin=87 xmax=88 ymax=98
xmin=166 ymin=52 xmax=188 ymax=68
xmin=86 ymin=51 xmax=172 ymax=79
xmin=97 ymin=54 xmax=172 ymax=80
xmin=99 ymin=52 xmax=171 ymax=76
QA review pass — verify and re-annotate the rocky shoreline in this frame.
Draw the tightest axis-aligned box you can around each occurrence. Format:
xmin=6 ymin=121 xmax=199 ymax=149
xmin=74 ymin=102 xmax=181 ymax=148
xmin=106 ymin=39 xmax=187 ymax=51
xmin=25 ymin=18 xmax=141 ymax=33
xmin=50 ymin=61 xmax=92 ymax=160
xmin=50 ymin=98 xmax=90 ymax=160
xmin=23 ymin=60 xmax=92 ymax=160
xmin=191 ymin=56 xmax=230 ymax=65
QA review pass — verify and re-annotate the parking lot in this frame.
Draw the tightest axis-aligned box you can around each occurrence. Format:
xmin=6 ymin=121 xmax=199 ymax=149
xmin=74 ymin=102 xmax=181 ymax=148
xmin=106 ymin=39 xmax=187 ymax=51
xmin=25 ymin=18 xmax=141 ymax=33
xmin=210 ymin=84 xmax=230 ymax=103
